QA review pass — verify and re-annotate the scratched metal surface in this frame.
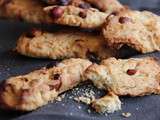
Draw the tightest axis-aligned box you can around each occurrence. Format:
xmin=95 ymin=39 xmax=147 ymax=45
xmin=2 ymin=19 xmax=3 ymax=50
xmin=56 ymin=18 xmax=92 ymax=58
xmin=0 ymin=0 xmax=160 ymax=120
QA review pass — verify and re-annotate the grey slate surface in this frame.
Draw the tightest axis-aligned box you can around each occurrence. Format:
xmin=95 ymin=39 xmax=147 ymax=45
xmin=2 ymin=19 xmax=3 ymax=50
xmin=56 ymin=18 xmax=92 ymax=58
xmin=0 ymin=0 xmax=160 ymax=120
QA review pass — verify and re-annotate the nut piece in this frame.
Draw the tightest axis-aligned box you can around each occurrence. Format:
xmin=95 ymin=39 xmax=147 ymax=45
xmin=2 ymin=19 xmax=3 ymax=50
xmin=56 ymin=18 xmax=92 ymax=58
xmin=50 ymin=7 xmax=64 ymax=19
xmin=79 ymin=11 xmax=87 ymax=18
xmin=127 ymin=69 xmax=137 ymax=75
xmin=119 ymin=17 xmax=131 ymax=24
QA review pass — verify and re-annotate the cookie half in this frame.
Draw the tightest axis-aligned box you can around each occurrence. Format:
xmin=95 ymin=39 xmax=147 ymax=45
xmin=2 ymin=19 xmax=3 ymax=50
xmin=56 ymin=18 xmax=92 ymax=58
xmin=0 ymin=58 xmax=92 ymax=111
xmin=85 ymin=57 xmax=160 ymax=113
xmin=16 ymin=29 xmax=117 ymax=62
xmin=0 ymin=0 xmax=52 ymax=24
xmin=41 ymin=0 xmax=123 ymax=12
xmin=44 ymin=5 xmax=109 ymax=29
xmin=85 ymin=57 xmax=160 ymax=96
xmin=103 ymin=10 xmax=160 ymax=53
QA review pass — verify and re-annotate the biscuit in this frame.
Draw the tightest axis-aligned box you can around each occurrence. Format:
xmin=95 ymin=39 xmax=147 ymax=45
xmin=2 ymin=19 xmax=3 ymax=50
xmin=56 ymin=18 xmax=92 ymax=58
xmin=44 ymin=5 xmax=108 ymax=29
xmin=16 ymin=29 xmax=117 ymax=62
xmin=84 ymin=57 xmax=160 ymax=112
xmin=103 ymin=10 xmax=160 ymax=53
xmin=0 ymin=0 xmax=124 ymax=29
xmin=0 ymin=0 xmax=52 ymax=24
xmin=0 ymin=58 xmax=92 ymax=111
xmin=84 ymin=0 xmax=123 ymax=12
xmin=42 ymin=0 xmax=123 ymax=12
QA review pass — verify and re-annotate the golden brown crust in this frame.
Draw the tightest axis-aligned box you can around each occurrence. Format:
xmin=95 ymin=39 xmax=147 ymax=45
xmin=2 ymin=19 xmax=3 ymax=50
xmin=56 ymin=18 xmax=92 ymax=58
xmin=42 ymin=0 xmax=124 ymax=12
xmin=44 ymin=5 xmax=108 ymax=29
xmin=84 ymin=0 xmax=123 ymax=12
xmin=85 ymin=57 xmax=160 ymax=96
xmin=0 ymin=0 xmax=52 ymax=24
xmin=103 ymin=10 xmax=160 ymax=53
xmin=0 ymin=58 xmax=92 ymax=111
xmin=16 ymin=29 xmax=117 ymax=61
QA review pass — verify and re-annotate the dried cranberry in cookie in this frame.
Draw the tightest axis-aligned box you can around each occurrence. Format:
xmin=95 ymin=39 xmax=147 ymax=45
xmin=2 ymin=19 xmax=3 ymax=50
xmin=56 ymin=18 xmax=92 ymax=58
xmin=50 ymin=7 xmax=64 ymax=19
xmin=79 ymin=11 xmax=87 ymax=18
xmin=127 ymin=69 xmax=137 ymax=75
xmin=119 ymin=17 xmax=131 ymax=24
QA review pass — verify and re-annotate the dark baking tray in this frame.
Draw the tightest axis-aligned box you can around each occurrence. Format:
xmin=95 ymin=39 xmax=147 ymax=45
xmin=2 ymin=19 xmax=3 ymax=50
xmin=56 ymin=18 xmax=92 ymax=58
xmin=0 ymin=0 xmax=160 ymax=120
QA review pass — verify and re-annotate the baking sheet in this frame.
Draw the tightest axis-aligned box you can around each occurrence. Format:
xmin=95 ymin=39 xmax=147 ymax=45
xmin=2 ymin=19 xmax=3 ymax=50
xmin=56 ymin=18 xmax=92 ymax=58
xmin=0 ymin=0 xmax=160 ymax=120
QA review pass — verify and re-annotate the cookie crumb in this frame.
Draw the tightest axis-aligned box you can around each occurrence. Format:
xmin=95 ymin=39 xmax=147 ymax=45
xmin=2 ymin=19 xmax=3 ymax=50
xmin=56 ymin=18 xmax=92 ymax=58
xmin=56 ymin=96 xmax=62 ymax=101
xmin=87 ymin=109 xmax=91 ymax=113
xmin=78 ymin=105 xmax=82 ymax=109
xmin=74 ymin=96 xmax=91 ymax=105
xmin=122 ymin=112 xmax=131 ymax=118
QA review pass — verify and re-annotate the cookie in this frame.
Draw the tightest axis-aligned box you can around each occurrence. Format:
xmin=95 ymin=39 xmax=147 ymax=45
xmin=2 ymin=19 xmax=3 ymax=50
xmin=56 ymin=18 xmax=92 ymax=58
xmin=44 ymin=5 xmax=108 ymax=29
xmin=41 ymin=0 xmax=91 ymax=8
xmin=0 ymin=0 xmax=52 ymax=24
xmin=85 ymin=0 xmax=123 ymax=12
xmin=91 ymin=92 xmax=121 ymax=113
xmin=103 ymin=10 xmax=160 ymax=53
xmin=16 ymin=29 xmax=117 ymax=62
xmin=42 ymin=0 xmax=123 ymax=12
xmin=0 ymin=58 xmax=92 ymax=111
xmin=0 ymin=0 xmax=124 ymax=29
xmin=84 ymin=57 xmax=160 ymax=113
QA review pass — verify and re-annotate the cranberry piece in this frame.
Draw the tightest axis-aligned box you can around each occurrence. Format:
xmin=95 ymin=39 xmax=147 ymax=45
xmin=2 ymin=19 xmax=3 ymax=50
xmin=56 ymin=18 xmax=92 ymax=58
xmin=79 ymin=11 xmax=87 ymax=18
xmin=119 ymin=17 xmax=131 ymax=24
xmin=50 ymin=7 xmax=64 ymax=19
xmin=127 ymin=69 xmax=137 ymax=75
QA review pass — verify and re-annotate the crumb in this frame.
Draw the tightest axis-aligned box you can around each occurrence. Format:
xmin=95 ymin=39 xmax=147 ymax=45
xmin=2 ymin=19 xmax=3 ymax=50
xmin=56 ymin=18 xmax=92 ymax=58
xmin=70 ymin=112 xmax=73 ymax=116
xmin=61 ymin=93 xmax=65 ymax=99
xmin=122 ymin=112 xmax=131 ymax=118
xmin=88 ymin=109 xmax=91 ymax=113
xmin=69 ymin=96 xmax=73 ymax=99
xmin=74 ymin=96 xmax=91 ymax=105
xmin=56 ymin=96 xmax=62 ymax=102
xmin=78 ymin=106 xmax=82 ymax=109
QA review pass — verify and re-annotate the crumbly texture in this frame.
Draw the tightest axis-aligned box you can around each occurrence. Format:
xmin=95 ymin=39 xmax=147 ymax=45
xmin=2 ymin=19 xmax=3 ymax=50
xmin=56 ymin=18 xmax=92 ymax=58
xmin=0 ymin=0 xmax=124 ymax=29
xmin=44 ymin=5 xmax=109 ymax=29
xmin=85 ymin=57 xmax=160 ymax=96
xmin=84 ymin=57 xmax=160 ymax=113
xmin=16 ymin=29 xmax=117 ymax=60
xmin=42 ymin=0 xmax=123 ymax=12
xmin=103 ymin=10 xmax=160 ymax=53
xmin=0 ymin=58 xmax=92 ymax=111
xmin=0 ymin=0 xmax=52 ymax=23
xmin=91 ymin=92 xmax=121 ymax=113
xmin=85 ymin=0 xmax=123 ymax=12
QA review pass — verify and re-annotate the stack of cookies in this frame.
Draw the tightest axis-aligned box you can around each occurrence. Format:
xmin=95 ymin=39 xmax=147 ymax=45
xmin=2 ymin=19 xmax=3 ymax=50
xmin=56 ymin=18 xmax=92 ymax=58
xmin=0 ymin=0 xmax=160 ymax=114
